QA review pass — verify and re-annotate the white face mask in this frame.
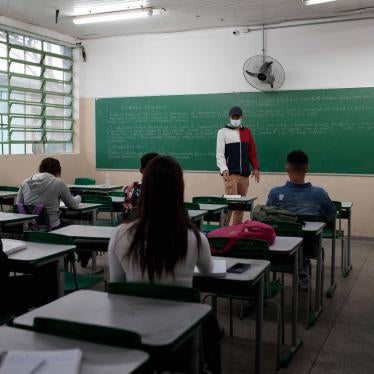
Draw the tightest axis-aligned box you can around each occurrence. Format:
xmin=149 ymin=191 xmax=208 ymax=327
xmin=230 ymin=119 xmax=242 ymax=128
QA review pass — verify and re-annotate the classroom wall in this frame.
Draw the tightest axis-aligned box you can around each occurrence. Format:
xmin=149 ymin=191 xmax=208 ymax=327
xmin=78 ymin=18 xmax=374 ymax=237
xmin=2 ymin=17 xmax=373 ymax=236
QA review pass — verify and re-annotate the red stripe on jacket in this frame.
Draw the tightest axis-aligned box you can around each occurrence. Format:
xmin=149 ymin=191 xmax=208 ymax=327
xmin=239 ymin=127 xmax=259 ymax=170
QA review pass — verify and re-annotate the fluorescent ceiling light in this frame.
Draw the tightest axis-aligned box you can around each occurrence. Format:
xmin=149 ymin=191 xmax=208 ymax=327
xmin=73 ymin=7 xmax=153 ymax=25
xmin=303 ymin=0 xmax=337 ymax=5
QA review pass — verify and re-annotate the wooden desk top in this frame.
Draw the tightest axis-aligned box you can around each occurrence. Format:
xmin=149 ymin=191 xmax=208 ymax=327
xmin=6 ymin=240 xmax=75 ymax=264
xmin=0 ymin=191 xmax=17 ymax=198
xmin=341 ymin=201 xmax=353 ymax=209
xmin=52 ymin=225 xmax=115 ymax=240
xmin=68 ymin=184 xmax=123 ymax=192
xmin=60 ymin=202 xmax=102 ymax=211
xmin=188 ymin=210 xmax=208 ymax=221
xmin=195 ymin=257 xmax=270 ymax=284
xmin=197 ymin=203 xmax=228 ymax=212
xmin=14 ymin=290 xmax=211 ymax=349
xmin=0 ymin=326 xmax=149 ymax=374
xmin=269 ymin=236 xmax=303 ymax=254
xmin=303 ymin=221 xmax=325 ymax=234
xmin=0 ymin=212 xmax=37 ymax=224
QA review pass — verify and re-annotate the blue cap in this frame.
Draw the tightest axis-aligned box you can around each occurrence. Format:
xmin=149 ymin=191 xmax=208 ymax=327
xmin=229 ymin=106 xmax=242 ymax=117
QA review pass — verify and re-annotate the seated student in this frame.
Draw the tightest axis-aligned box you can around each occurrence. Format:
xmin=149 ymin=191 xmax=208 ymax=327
xmin=267 ymin=150 xmax=336 ymax=222
xmin=122 ymin=152 xmax=158 ymax=220
xmin=109 ymin=156 xmax=220 ymax=373
xmin=16 ymin=157 xmax=81 ymax=229
xmin=110 ymin=155 xmax=213 ymax=286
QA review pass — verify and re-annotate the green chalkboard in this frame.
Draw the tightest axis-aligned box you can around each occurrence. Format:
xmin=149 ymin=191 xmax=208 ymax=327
xmin=95 ymin=87 xmax=374 ymax=174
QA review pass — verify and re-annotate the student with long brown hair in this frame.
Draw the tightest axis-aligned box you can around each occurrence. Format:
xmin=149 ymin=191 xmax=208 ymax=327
xmin=109 ymin=155 xmax=213 ymax=285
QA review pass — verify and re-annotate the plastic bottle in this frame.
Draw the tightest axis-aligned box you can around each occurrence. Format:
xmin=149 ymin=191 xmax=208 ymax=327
xmin=105 ymin=173 xmax=112 ymax=186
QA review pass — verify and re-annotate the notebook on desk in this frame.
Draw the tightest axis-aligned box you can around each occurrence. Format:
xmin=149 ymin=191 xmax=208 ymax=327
xmin=2 ymin=239 xmax=27 ymax=255
xmin=0 ymin=349 xmax=82 ymax=374
xmin=194 ymin=259 xmax=226 ymax=277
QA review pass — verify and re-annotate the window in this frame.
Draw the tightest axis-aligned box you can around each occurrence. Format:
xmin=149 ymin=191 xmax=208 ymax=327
xmin=0 ymin=29 xmax=74 ymax=155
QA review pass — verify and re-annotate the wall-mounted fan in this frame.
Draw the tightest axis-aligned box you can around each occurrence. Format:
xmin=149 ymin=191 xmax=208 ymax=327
xmin=243 ymin=54 xmax=285 ymax=91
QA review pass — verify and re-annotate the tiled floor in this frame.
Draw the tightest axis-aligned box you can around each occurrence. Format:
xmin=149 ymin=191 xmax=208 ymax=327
xmin=88 ymin=239 xmax=374 ymax=373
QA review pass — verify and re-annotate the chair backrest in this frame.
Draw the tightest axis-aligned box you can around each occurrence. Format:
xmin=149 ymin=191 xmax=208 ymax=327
xmin=108 ymin=282 xmax=201 ymax=303
xmin=192 ymin=196 xmax=227 ymax=205
xmin=23 ymin=231 xmax=73 ymax=245
xmin=14 ymin=203 xmax=50 ymax=230
xmin=332 ymin=200 xmax=343 ymax=219
xmin=208 ymin=237 xmax=271 ymax=260
xmin=74 ymin=177 xmax=96 ymax=185
xmin=263 ymin=220 xmax=303 ymax=237
xmin=184 ymin=202 xmax=200 ymax=210
xmin=34 ymin=317 xmax=141 ymax=348
xmin=81 ymin=194 xmax=113 ymax=212
xmin=109 ymin=191 xmax=124 ymax=197
xmin=0 ymin=186 xmax=19 ymax=192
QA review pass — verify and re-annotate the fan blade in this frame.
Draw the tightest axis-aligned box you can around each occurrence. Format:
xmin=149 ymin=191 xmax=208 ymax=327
xmin=245 ymin=70 xmax=258 ymax=78
xmin=259 ymin=61 xmax=273 ymax=74
xmin=265 ymin=74 xmax=275 ymax=88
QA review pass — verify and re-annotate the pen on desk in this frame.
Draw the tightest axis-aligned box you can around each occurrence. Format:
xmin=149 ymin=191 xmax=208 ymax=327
xmin=29 ymin=359 xmax=46 ymax=374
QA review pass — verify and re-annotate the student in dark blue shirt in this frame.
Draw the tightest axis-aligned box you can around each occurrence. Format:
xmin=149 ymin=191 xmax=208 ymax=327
xmin=267 ymin=150 xmax=336 ymax=222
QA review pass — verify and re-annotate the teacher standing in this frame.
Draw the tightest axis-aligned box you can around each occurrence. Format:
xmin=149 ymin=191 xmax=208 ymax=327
xmin=216 ymin=106 xmax=260 ymax=225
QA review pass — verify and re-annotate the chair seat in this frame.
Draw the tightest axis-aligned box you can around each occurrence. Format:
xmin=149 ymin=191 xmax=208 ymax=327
xmin=323 ymin=228 xmax=344 ymax=239
xmin=95 ymin=219 xmax=118 ymax=227
xmin=64 ymin=272 xmax=104 ymax=293
xmin=201 ymin=223 xmax=220 ymax=233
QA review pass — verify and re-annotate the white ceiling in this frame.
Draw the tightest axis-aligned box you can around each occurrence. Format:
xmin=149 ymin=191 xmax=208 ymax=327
xmin=0 ymin=0 xmax=374 ymax=39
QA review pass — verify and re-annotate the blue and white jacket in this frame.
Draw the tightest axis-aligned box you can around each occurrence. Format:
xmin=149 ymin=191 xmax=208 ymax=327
xmin=216 ymin=125 xmax=259 ymax=176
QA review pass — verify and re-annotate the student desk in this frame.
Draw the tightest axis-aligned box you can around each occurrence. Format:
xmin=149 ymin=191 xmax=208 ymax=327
xmin=0 ymin=190 xmax=18 ymax=198
xmin=68 ymin=184 xmax=123 ymax=193
xmin=51 ymin=225 xmax=114 ymax=273
xmin=340 ymin=201 xmax=353 ymax=276
xmin=188 ymin=209 xmax=208 ymax=229
xmin=0 ymin=191 xmax=18 ymax=211
xmin=0 ymin=212 xmax=37 ymax=231
xmin=13 ymin=290 xmax=211 ymax=374
xmin=301 ymin=221 xmax=325 ymax=327
xmin=6 ymin=239 xmax=75 ymax=300
xmin=52 ymin=224 xmax=114 ymax=241
xmin=268 ymin=236 xmax=303 ymax=367
xmin=110 ymin=197 xmax=227 ymax=227
xmin=194 ymin=257 xmax=270 ymax=374
xmin=206 ymin=195 xmax=257 ymax=219
xmin=0 ymin=326 xmax=149 ymax=374
xmin=196 ymin=203 xmax=228 ymax=227
xmin=110 ymin=195 xmax=124 ymax=212
xmin=60 ymin=202 xmax=103 ymax=225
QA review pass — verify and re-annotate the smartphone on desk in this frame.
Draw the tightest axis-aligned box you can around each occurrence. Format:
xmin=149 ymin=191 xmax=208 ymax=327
xmin=226 ymin=263 xmax=251 ymax=274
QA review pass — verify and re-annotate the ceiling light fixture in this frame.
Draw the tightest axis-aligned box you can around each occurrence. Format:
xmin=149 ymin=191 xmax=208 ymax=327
xmin=73 ymin=7 xmax=153 ymax=25
xmin=303 ymin=0 xmax=337 ymax=5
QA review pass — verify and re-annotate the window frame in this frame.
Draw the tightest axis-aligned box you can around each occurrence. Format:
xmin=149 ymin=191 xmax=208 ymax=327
xmin=0 ymin=28 xmax=74 ymax=155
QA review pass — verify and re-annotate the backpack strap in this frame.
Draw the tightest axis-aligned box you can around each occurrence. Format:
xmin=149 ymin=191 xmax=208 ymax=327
xmin=32 ymin=204 xmax=45 ymax=216
xmin=16 ymin=203 xmax=27 ymax=214
xmin=210 ymin=237 xmax=241 ymax=254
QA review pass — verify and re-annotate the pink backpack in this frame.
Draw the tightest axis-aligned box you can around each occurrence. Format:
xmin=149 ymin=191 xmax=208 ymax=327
xmin=208 ymin=220 xmax=276 ymax=254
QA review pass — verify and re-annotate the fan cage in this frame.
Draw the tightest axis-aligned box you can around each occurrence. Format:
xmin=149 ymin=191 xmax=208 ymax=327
xmin=243 ymin=54 xmax=285 ymax=91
